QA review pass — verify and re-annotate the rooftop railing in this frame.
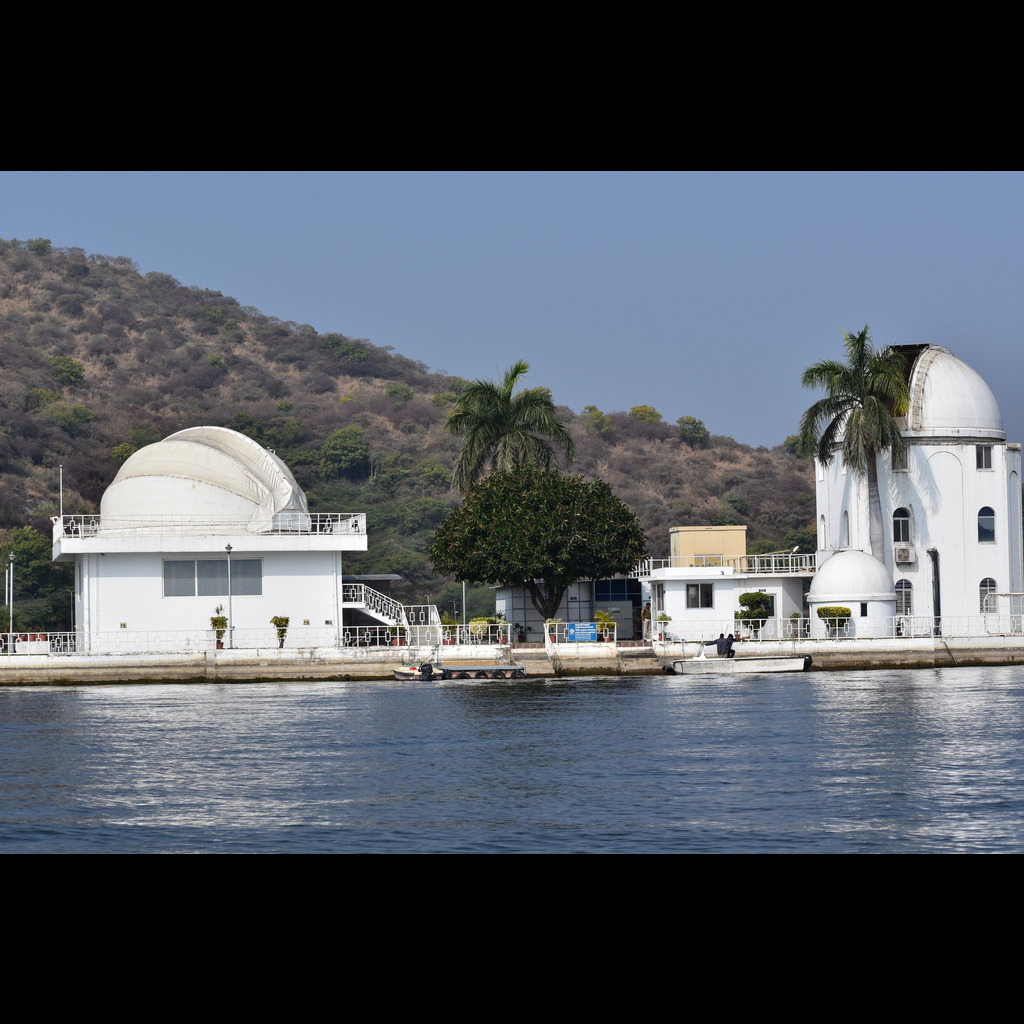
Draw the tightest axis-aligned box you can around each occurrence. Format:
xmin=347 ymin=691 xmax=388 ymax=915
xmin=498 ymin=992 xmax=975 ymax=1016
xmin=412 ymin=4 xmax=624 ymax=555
xmin=52 ymin=512 xmax=366 ymax=541
xmin=634 ymin=553 xmax=816 ymax=577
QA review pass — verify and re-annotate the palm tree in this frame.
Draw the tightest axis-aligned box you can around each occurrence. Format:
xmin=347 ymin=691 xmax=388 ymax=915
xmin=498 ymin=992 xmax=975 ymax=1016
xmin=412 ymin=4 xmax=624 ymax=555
xmin=446 ymin=360 xmax=576 ymax=494
xmin=799 ymin=327 xmax=910 ymax=559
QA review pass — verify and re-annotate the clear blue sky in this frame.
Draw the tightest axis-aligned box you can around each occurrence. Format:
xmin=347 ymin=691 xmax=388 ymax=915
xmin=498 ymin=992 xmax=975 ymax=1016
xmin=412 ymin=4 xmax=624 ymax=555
xmin=3 ymin=170 xmax=1022 ymax=447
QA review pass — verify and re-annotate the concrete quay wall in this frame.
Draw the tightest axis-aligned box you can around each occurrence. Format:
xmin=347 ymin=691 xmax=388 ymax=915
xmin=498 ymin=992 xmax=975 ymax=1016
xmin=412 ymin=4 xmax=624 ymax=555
xmin=3 ymin=639 xmax=1024 ymax=685
xmin=0 ymin=642 xmax=653 ymax=685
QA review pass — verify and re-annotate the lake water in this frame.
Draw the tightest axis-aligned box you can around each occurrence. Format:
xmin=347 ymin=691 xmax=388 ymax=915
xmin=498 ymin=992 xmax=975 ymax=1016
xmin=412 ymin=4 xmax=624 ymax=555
xmin=3 ymin=666 xmax=1024 ymax=853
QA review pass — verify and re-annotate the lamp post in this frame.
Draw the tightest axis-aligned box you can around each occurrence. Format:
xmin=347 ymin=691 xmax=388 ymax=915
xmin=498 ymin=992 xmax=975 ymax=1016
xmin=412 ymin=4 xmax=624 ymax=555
xmin=7 ymin=552 xmax=14 ymax=656
xmin=225 ymin=544 xmax=233 ymax=649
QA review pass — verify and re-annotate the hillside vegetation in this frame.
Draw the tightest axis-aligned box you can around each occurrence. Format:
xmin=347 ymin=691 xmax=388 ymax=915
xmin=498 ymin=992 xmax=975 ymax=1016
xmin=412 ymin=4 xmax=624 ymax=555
xmin=0 ymin=237 xmax=814 ymax=628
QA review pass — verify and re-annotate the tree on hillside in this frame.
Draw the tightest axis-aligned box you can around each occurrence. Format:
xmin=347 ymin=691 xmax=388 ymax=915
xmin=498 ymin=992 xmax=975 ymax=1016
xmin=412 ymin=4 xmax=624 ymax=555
xmin=629 ymin=405 xmax=662 ymax=424
xmin=445 ymin=360 xmax=575 ymax=494
xmin=676 ymin=416 xmax=709 ymax=447
xmin=319 ymin=427 xmax=371 ymax=480
xmin=426 ymin=468 xmax=647 ymax=619
xmin=799 ymin=326 xmax=909 ymax=559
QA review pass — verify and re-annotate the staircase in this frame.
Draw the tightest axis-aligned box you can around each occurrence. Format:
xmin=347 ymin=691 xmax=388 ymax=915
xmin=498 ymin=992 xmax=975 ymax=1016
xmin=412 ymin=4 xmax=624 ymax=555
xmin=341 ymin=584 xmax=441 ymax=645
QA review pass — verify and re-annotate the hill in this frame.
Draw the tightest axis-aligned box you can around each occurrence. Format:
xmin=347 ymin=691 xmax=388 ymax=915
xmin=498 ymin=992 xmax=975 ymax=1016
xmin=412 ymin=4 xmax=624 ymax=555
xmin=0 ymin=236 xmax=814 ymax=628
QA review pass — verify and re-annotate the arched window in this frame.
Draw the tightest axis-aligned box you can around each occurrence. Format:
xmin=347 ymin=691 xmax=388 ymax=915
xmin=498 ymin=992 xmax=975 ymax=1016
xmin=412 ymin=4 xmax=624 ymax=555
xmin=896 ymin=580 xmax=913 ymax=616
xmin=980 ymin=578 xmax=997 ymax=613
xmin=893 ymin=507 xmax=911 ymax=544
xmin=818 ymin=515 xmax=826 ymax=550
xmin=978 ymin=507 xmax=996 ymax=543
xmin=841 ymin=510 xmax=850 ymax=547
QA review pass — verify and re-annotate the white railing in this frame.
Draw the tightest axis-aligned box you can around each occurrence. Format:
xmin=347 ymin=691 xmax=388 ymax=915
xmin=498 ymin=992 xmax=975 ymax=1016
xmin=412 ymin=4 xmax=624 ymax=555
xmin=441 ymin=623 xmax=513 ymax=646
xmin=2 ymin=632 xmax=80 ymax=655
xmin=649 ymin=615 xmax=1024 ymax=642
xmin=5 ymin=614 xmax=1024 ymax=657
xmin=404 ymin=604 xmax=443 ymax=645
xmin=634 ymin=553 xmax=816 ymax=577
xmin=340 ymin=625 xmax=407 ymax=648
xmin=341 ymin=583 xmax=405 ymax=625
xmin=52 ymin=512 xmax=366 ymax=540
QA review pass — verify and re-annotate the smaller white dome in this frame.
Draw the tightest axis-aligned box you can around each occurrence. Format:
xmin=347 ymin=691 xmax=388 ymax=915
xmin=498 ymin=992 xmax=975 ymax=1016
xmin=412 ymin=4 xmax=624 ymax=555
xmin=809 ymin=549 xmax=894 ymax=603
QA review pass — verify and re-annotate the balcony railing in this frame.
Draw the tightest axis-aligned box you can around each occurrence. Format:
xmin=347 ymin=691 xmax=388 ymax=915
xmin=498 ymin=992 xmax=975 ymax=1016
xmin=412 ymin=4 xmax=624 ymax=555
xmin=52 ymin=512 xmax=366 ymax=540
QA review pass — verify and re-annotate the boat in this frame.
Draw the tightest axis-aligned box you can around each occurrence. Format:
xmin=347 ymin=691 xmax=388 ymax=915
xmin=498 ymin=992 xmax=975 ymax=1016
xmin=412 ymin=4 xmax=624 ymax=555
xmin=394 ymin=663 xmax=526 ymax=681
xmin=667 ymin=645 xmax=811 ymax=675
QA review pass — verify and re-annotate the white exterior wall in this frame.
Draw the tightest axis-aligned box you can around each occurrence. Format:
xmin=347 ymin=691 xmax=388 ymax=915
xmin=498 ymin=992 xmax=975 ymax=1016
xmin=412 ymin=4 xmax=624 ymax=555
xmin=73 ymin=548 xmax=347 ymax=651
xmin=816 ymin=440 xmax=1023 ymax=620
xmin=650 ymin=569 xmax=807 ymax=640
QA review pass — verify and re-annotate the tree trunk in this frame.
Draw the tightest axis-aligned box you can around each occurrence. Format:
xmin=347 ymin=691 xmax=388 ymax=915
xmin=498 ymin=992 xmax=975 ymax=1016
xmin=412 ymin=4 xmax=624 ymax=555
xmin=867 ymin=454 xmax=885 ymax=561
xmin=524 ymin=580 xmax=567 ymax=621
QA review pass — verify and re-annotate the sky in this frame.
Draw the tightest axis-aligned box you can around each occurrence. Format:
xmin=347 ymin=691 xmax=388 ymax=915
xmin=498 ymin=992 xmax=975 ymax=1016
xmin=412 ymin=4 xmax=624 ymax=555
xmin=2 ymin=170 xmax=1023 ymax=447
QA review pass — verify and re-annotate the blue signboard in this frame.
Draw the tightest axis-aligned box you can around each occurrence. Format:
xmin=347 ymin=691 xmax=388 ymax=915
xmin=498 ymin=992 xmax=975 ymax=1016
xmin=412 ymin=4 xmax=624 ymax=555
xmin=567 ymin=622 xmax=599 ymax=642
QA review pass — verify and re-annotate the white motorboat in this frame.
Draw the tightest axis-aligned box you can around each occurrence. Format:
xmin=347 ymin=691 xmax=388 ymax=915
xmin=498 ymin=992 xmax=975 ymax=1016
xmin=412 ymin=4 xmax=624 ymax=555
xmin=667 ymin=645 xmax=811 ymax=675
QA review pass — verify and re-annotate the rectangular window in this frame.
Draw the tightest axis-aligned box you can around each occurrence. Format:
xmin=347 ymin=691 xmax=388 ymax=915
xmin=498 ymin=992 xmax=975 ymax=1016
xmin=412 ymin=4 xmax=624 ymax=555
xmin=892 ymin=447 xmax=908 ymax=472
xmin=163 ymin=559 xmax=262 ymax=597
xmin=686 ymin=583 xmax=713 ymax=609
xmin=197 ymin=559 xmax=229 ymax=596
xmin=231 ymin=559 xmax=263 ymax=595
xmin=977 ymin=445 xmax=993 ymax=470
xmin=163 ymin=561 xmax=196 ymax=597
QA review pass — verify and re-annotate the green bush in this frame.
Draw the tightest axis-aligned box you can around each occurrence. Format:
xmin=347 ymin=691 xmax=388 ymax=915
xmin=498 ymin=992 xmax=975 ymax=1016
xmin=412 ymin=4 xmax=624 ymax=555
xmin=816 ymin=606 xmax=851 ymax=620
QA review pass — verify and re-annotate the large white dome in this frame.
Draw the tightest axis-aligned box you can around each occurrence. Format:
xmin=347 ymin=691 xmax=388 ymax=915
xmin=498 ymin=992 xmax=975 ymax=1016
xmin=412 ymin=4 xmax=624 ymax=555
xmin=100 ymin=426 xmax=309 ymax=532
xmin=903 ymin=346 xmax=1004 ymax=440
xmin=809 ymin=549 xmax=895 ymax=604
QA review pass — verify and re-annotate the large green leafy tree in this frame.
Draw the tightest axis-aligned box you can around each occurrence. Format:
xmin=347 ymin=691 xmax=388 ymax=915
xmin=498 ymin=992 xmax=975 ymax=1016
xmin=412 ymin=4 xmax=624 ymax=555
xmin=427 ymin=468 xmax=647 ymax=619
xmin=799 ymin=327 xmax=909 ymax=559
xmin=445 ymin=360 xmax=575 ymax=494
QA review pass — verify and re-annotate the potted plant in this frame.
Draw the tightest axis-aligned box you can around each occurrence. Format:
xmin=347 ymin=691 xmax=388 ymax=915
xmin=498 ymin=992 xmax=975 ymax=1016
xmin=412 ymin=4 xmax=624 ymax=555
xmin=546 ymin=618 xmax=564 ymax=643
xmin=211 ymin=604 xmax=228 ymax=649
xmin=389 ymin=624 xmax=408 ymax=646
xmin=513 ymin=622 xmax=530 ymax=643
xmin=270 ymin=615 xmax=290 ymax=648
xmin=656 ymin=612 xmax=671 ymax=641
xmin=594 ymin=609 xmax=616 ymax=642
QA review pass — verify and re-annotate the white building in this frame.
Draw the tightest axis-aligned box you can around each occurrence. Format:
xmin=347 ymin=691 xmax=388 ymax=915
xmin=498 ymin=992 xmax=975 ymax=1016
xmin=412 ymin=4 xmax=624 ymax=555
xmin=812 ymin=344 xmax=1023 ymax=634
xmin=639 ymin=344 xmax=1023 ymax=642
xmin=51 ymin=427 xmax=377 ymax=652
xmin=638 ymin=529 xmax=811 ymax=641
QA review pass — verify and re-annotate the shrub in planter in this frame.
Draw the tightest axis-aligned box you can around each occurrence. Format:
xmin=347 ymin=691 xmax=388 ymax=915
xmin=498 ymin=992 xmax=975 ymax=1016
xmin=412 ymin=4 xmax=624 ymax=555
xmin=737 ymin=592 xmax=773 ymax=637
xmin=816 ymin=606 xmax=851 ymax=636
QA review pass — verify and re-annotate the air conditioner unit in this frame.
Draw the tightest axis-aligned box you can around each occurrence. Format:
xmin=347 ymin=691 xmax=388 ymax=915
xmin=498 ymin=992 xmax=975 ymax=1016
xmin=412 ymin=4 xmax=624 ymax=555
xmin=895 ymin=546 xmax=916 ymax=564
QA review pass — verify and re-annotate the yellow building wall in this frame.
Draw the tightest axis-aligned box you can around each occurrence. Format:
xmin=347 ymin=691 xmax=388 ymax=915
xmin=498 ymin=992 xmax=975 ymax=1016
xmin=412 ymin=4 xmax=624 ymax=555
xmin=669 ymin=525 xmax=747 ymax=566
